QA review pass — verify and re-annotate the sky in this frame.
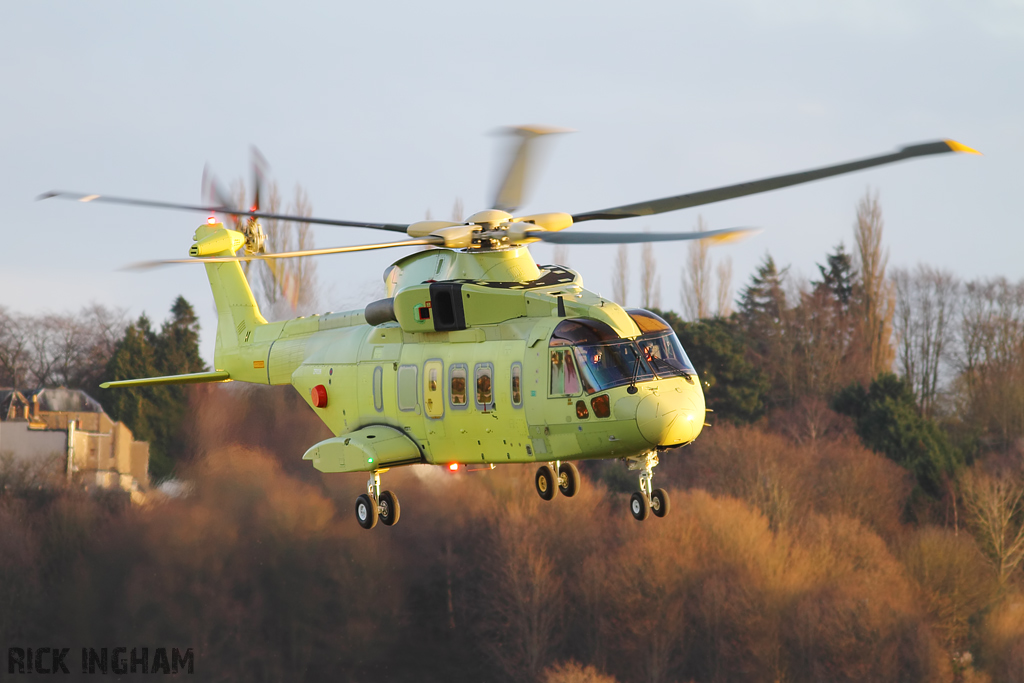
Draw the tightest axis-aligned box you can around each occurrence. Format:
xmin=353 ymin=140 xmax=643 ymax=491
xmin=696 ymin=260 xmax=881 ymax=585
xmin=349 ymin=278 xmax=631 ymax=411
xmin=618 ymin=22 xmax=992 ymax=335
xmin=1 ymin=0 xmax=1021 ymax=363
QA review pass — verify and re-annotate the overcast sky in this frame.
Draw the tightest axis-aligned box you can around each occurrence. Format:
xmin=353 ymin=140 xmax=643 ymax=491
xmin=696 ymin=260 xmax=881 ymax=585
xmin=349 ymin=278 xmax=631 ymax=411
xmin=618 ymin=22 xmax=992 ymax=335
xmin=1 ymin=0 xmax=1020 ymax=363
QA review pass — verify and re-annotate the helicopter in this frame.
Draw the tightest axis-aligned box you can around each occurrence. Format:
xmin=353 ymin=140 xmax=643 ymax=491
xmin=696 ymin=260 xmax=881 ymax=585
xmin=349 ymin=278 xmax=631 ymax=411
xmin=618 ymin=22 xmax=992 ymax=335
xmin=40 ymin=128 xmax=978 ymax=529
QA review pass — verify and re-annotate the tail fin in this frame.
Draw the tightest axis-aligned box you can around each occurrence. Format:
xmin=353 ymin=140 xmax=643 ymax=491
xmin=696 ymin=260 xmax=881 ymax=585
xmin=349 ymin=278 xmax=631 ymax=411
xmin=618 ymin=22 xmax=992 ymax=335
xmin=195 ymin=223 xmax=267 ymax=365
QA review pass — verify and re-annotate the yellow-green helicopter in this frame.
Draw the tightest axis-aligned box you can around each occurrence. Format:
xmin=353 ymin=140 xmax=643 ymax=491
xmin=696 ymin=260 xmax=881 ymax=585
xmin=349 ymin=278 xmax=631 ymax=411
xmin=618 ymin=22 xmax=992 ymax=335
xmin=41 ymin=128 xmax=978 ymax=529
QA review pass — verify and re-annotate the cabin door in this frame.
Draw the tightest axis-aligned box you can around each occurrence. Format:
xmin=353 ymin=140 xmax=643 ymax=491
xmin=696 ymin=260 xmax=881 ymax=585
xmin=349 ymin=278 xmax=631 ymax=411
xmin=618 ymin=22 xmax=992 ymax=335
xmin=423 ymin=359 xmax=446 ymax=438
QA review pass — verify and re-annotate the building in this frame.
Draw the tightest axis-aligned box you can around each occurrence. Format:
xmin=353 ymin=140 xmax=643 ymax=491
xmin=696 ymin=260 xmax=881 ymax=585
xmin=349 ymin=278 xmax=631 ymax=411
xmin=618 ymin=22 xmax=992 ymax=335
xmin=0 ymin=386 xmax=150 ymax=501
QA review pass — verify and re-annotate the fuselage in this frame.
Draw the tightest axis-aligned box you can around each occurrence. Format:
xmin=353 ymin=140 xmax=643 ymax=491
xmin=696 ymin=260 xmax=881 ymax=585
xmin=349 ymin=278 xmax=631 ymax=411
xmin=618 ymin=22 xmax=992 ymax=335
xmin=205 ymin=237 xmax=706 ymax=473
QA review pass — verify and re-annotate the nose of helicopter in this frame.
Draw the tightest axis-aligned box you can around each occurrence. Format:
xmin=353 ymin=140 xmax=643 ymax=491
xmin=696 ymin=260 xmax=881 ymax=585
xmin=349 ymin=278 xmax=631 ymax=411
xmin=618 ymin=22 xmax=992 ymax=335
xmin=635 ymin=391 xmax=701 ymax=447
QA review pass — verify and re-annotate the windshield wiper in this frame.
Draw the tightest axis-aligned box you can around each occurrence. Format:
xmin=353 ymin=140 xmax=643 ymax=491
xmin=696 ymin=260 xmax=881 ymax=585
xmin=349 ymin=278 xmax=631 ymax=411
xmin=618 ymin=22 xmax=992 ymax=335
xmin=650 ymin=357 xmax=690 ymax=378
xmin=646 ymin=356 xmax=695 ymax=385
xmin=627 ymin=355 xmax=641 ymax=394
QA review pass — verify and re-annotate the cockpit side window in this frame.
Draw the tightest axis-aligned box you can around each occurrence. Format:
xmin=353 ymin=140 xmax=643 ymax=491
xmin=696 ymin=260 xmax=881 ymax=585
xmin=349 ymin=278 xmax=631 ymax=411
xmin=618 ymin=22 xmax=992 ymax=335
xmin=549 ymin=349 xmax=581 ymax=396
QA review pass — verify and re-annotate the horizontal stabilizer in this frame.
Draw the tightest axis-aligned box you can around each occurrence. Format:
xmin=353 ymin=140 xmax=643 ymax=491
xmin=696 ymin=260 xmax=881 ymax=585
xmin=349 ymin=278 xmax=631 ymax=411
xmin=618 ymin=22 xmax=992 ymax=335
xmin=100 ymin=370 xmax=231 ymax=389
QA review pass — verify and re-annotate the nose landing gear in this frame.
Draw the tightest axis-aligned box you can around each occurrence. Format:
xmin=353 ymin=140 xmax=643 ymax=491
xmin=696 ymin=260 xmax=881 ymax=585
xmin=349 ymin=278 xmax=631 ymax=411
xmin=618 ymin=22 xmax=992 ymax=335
xmin=627 ymin=452 xmax=670 ymax=521
xmin=355 ymin=469 xmax=401 ymax=530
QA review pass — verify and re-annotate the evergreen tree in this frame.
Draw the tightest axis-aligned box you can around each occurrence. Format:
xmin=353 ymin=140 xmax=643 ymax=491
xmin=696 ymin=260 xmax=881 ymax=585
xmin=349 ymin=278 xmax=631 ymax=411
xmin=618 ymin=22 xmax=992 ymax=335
xmin=101 ymin=297 xmax=206 ymax=481
xmin=103 ymin=314 xmax=168 ymax=471
xmin=654 ymin=310 xmax=769 ymax=424
xmin=790 ymin=243 xmax=869 ymax=396
xmin=833 ymin=373 xmax=961 ymax=497
xmin=155 ymin=296 xmax=204 ymax=375
xmin=812 ymin=242 xmax=855 ymax=308
xmin=738 ymin=253 xmax=789 ymax=330
xmin=737 ymin=254 xmax=796 ymax=408
xmin=153 ymin=296 xmax=207 ymax=477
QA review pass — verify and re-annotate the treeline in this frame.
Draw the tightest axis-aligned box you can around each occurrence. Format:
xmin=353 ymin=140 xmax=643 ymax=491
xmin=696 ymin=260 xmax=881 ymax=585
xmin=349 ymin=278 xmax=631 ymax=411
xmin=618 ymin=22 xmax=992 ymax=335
xmin=0 ymin=297 xmax=206 ymax=480
xmin=654 ymin=192 xmax=1024 ymax=512
xmin=6 ymin=190 xmax=1024 ymax=680
xmin=0 ymin=304 xmax=125 ymax=396
xmin=3 ymin=384 xmax=1024 ymax=682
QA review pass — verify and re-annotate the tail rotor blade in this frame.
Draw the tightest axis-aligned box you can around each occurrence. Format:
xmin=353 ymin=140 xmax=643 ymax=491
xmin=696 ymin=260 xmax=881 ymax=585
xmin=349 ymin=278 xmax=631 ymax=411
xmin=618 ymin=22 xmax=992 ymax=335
xmin=250 ymin=146 xmax=269 ymax=212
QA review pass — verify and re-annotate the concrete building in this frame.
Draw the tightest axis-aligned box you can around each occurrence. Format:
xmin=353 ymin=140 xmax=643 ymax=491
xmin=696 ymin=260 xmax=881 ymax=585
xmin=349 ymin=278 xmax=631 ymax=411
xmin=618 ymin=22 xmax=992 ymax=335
xmin=0 ymin=387 xmax=149 ymax=502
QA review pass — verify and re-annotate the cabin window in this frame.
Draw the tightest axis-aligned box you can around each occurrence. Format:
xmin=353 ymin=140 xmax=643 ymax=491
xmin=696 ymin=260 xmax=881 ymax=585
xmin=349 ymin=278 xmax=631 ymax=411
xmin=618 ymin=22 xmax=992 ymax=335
xmin=397 ymin=364 xmax=418 ymax=411
xmin=576 ymin=400 xmax=589 ymax=419
xmin=475 ymin=363 xmax=494 ymax=411
xmin=511 ymin=362 xmax=523 ymax=407
xmin=372 ymin=366 xmax=383 ymax=412
xmin=450 ymin=364 xmax=468 ymax=408
xmin=549 ymin=349 xmax=581 ymax=396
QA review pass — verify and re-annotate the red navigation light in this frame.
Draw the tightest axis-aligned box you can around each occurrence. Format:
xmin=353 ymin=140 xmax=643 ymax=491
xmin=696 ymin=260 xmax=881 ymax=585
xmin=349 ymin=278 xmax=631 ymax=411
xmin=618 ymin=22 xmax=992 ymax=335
xmin=310 ymin=384 xmax=328 ymax=408
xmin=448 ymin=463 xmax=459 ymax=472
xmin=207 ymin=216 xmax=217 ymax=224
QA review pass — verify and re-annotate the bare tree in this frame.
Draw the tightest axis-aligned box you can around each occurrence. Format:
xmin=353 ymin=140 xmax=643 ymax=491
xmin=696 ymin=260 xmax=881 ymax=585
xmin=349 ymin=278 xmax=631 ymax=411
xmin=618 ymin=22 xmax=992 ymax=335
xmin=952 ymin=278 xmax=1024 ymax=449
xmin=854 ymin=189 xmax=895 ymax=376
xmin=681 ymin=215 xmax=712 ymax=320
xmin=257 ymin=182 xmax=319 ymax=317
xmin=288 ymin=187 xmax=317 ymax=312
xmin=893 ymin=265 xmax=959 ymax=418
xmin=39 ymin=314 xmax=90 ymax=388
xmin=451 ymin=197 xmax=464 ymax=223
xmin=612 ymin=245 xmax=629 ymax=306
xmin=640 ymin=240 xmax=660 ymax=309
xmin=26 ymin=316 xmax=66 ymax=388
xmin=0 ymin=305 xmax=126 ymax=391
xmin=961 ymin=467 xmax=1024 ymax=585
xmin=482 ymin=503 xmax=564 ymax=682
xmin=716 ymin=256 xmax=733 ymax=317
xmin=0 ymin=307 xmax=30 ymax=389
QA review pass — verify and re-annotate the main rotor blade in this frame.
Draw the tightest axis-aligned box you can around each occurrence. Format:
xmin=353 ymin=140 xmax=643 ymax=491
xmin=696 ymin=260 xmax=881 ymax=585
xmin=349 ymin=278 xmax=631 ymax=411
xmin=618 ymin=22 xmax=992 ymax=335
xmin=126 ymin=237 xmax=443 ymax=270
xmin=492 ymin=125 xmax=571 ymax=213
xmin=250 ymin=146 xmax=268 ymax=212
xmin=572 ymin=139 xmax=980 ymax=223
xmin=537 ymin=227 xmax=759 ymax=245
xmin=38 ymin=191 xmax=409 ymax=233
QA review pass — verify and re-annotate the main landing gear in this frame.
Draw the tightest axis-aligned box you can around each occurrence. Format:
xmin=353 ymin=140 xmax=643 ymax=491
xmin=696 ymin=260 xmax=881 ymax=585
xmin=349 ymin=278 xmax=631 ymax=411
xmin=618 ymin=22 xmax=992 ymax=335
xmin=627 ymin=452 xmax=670 ymax=522
xmin=535 ymin=461 xmax=581 ymax=501
xmin=355 ymin=469 xmax=401 ymax=530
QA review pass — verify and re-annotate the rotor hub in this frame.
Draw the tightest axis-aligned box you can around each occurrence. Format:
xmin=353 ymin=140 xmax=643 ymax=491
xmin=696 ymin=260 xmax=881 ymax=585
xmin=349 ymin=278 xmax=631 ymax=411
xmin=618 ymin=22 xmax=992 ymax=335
xmin=242 ymin=218 xmax=266 ymax=255
xmin=465 ymin=209 xmax=513 ymax=227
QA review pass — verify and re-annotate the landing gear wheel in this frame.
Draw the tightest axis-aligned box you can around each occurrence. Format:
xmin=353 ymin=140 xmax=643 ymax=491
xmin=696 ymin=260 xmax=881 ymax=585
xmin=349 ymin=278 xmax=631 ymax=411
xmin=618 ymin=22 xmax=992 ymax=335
xmin=630 ymin=491 xmax=650 ymax=521
xmin=651 ymin=488 xmax=670 ymax=518
xmin=558 ymin=462 xmax=581 ymax=497
xmin=535 ymin=465 xmax=556 ymax=501
xmin=355 ymin=493 xmax=378 ymax=529
xmin=378 ymin=490 xmax=401 ymax=526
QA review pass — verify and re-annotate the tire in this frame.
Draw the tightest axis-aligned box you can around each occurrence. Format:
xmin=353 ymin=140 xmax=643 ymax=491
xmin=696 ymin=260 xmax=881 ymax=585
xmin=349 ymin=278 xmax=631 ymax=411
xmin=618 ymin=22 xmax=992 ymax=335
xmin=535 ymin=465 xmax=556 ymax=501
xmin=651 ymin=488 xmax=670 ymax=518
xmin=558 ymin=462 xmax=581 ymax=498
xmin=630 ymin=491 xmax=650 ymax=521
xmin=379 ymin=490 xmax=401 ymax=526
xmin=355 ymin=493 xmax=378 ymax=529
